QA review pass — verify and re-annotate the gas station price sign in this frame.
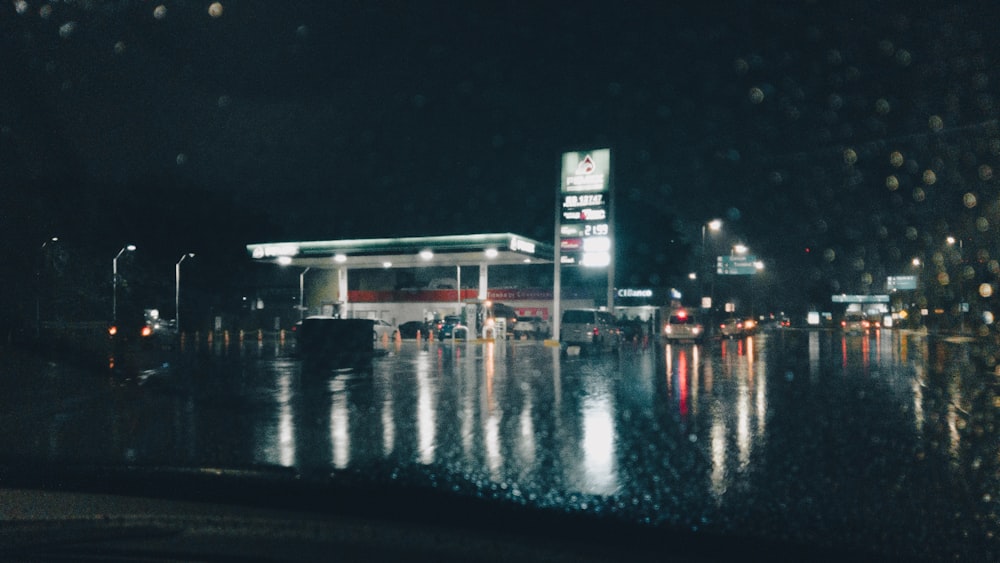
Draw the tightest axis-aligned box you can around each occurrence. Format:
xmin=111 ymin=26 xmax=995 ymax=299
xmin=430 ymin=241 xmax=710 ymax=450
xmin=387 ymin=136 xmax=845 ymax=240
xmin=559 ymin=149 xmax=611 ymax=266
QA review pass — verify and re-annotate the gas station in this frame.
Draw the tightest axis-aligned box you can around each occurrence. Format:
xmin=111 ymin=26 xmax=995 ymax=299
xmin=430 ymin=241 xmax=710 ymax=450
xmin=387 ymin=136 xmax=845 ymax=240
xmin=246 ymin=233 xmax=565 ymax=338
xmin=245 ymin=148 xmax=618 ymax=341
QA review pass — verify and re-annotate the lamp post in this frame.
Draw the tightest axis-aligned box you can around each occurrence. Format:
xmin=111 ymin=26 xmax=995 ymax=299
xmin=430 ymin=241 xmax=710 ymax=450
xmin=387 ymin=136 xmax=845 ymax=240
xmin=36 ymin=237 xmax=59 ymax=337
xmin=701 ymin=219 xmax=722 ymax=310
xmin=175 ymin=253 xmax=195 ymax=334
xmin=112 ymin=244 xmax=136 ymax=324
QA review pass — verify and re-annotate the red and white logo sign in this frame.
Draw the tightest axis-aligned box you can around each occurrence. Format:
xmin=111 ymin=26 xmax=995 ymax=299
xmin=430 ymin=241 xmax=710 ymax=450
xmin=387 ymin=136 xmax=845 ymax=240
xmin=576 ymin=155 xmax=596 ymax=175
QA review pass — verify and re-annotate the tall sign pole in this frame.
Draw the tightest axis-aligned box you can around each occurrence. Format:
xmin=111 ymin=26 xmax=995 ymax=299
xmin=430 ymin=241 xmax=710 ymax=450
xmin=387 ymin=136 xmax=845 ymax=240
xmin=554 ymin=149 xmax=613 ymax=339
xmin=553 ymin=183 xmax=562 ymax=341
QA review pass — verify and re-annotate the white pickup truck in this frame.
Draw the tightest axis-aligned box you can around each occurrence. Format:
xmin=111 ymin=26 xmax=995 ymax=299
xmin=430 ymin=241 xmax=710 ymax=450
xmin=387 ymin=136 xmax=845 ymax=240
xmin=512 ymin=316 xmax=550 ymax=339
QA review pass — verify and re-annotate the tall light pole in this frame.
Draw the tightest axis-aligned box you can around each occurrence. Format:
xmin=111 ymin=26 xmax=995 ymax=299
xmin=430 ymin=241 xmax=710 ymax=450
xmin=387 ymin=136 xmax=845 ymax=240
xmin=36 ymin=237 xmax=59 ymax=337
xmin=701 ymin=219 xmax=722 ymax=309
xmin=112 ymin=244 xmax=136 ymax=324
xmin=175 ymin=253 xmax=195 ymax=334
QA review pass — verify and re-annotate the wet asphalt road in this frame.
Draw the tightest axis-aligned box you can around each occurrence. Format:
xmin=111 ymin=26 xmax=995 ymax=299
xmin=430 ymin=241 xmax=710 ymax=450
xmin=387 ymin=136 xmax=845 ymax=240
xmin=0 ymin=330 xmax=996 ymax=561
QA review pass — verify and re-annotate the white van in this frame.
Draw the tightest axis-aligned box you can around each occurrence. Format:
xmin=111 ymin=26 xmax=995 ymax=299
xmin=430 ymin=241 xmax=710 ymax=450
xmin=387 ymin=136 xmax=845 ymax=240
xmin=560 ymin=309 xmax=620 ymax=354
xmin=663 ymin=308 xmax=705 ymax=342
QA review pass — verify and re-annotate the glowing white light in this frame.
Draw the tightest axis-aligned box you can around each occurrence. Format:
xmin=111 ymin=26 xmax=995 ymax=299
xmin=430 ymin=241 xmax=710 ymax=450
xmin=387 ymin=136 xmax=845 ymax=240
xmin=277 ymin=256 xmax=293 ymax=266
xmin=581 ymin=252 xmax=611 ymax=267
xmin=334 ymin=253 xmax=347 ymax=263
xmin=252 ymin=243 xmax=299 ymax=259
xmin=419 ymin=250 xmax=433 ymax=260
xmin=485 ymin=248 xmax=498 ymax=258
xmin=382 ymin=261 xmax=392 ymax=268
xmin=583 ymin=236 xmax=611 ymax=252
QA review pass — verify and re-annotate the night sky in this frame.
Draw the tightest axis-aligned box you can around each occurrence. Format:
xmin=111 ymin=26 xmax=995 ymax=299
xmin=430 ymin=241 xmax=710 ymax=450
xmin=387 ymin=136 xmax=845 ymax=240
xmin=4 ymin=1 xmax=1000 ymax=320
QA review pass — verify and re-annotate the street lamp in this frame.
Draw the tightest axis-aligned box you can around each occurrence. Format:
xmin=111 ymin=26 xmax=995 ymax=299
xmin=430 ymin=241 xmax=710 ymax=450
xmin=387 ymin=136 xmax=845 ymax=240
xmin=112 ymin=244 xmax=136 ymax=323
xmin=36 ymin=237 xmax=59 ymax=337
xmin=701 ymin=219 xmax=722 ymax=308
xmin=175 ymin=253 xmax=195 ymax=334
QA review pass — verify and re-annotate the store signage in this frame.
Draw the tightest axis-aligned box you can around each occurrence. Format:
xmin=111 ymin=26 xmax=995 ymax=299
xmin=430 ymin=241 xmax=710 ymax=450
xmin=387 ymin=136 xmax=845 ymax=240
xmin=617 ymin=288 xmax=653 ymax=298
xmin=559 ymin=149 xmax=612 ymax=267
xmin=251 ymin=243 xmax=300 ymax=259
xmin=509 ymin=237 xmax=536 ymax=254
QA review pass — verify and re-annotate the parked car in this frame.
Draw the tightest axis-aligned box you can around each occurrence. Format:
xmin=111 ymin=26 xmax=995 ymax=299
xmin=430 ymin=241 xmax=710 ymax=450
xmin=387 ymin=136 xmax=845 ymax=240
xmin=437 ymin=315 xmax=465 ymax=340
xmin=296 ymin=316 xmax=375 ymax=367
xmin=512 ymin=316 xmax=549 ymax=339
xmin=560 ymin=308 xmax=620 ymax=354
xmin=663 ymin=309 xmax=705 ymax=343
xmin=489 ymin=303 xmax=519 ymax=338
xmin=372 ymin=319 xmax=396 ymax=341
xmin=397 ymin=320 xmax=432 ymax=339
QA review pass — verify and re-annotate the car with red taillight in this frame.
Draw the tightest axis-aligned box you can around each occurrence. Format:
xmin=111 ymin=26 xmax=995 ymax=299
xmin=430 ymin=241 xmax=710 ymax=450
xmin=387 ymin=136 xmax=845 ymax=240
xmin=663 ymin=309 xmax=705 ymax=343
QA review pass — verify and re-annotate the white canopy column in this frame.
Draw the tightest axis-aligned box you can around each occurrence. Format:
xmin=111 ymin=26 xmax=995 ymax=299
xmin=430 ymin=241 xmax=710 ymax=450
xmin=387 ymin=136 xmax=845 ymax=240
xmin=338 ymin=267 xmax=349 ymax=316
xmin=478 ymin=262 xmax=489 ymax=300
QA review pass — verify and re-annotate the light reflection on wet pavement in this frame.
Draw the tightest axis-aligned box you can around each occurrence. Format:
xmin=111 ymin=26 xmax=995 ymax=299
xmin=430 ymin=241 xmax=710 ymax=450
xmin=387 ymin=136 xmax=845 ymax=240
xmin=1 ymin=330 xmax=997 ymax=560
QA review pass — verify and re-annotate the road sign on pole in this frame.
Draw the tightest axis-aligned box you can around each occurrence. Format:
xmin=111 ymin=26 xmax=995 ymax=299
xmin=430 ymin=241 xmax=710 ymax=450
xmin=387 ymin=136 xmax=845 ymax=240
xmin=717 ymin=255 xmax=758 ymax=275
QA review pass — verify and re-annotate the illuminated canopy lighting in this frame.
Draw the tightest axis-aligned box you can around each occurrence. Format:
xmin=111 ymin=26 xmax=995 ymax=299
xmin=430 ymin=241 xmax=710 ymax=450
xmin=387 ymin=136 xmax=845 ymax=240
xmin=334 ymin=253 xmax=347 ymax=263
xmin=419 ymin=250 xmax=434 ymax=260
xmin=277 ymin=256 xmax=293 ymax=266
xmin=382 ymin=261 xmax=392 ymax=268
xmin=485 ymin=248 xmax=499 ymax=258
xmin=246 ymin=233 xmax=554 ymax=268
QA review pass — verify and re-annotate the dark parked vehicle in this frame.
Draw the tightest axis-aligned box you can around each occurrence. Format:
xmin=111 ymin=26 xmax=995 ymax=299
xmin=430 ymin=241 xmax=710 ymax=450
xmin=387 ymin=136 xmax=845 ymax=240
xmin=296 ymin=317 xmax=375 ymax=367
xmin=437 ymin=315 xmax=465 ymax=340
xmin=489 ymin=303 xmax=519 ymax=338
xmin=397 ymin=320 xmax=433 ymax=339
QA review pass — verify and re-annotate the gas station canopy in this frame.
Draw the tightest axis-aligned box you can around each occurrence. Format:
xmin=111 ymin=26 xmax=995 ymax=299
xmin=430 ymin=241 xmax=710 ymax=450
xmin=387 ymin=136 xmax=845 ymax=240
xmin=246 ymin=233 xmax=554 ymax=269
